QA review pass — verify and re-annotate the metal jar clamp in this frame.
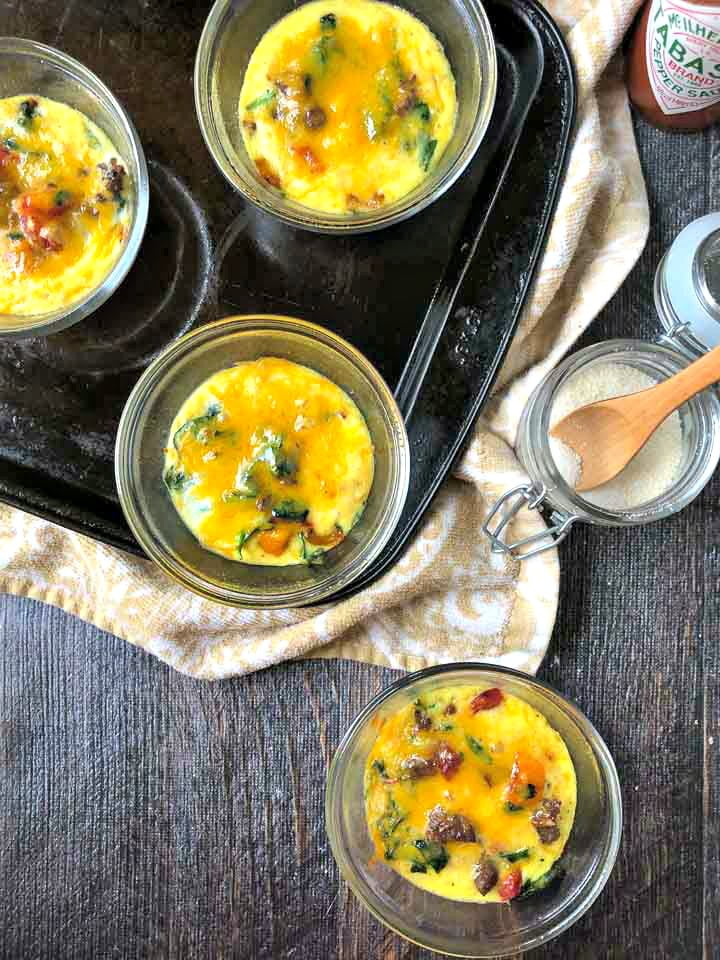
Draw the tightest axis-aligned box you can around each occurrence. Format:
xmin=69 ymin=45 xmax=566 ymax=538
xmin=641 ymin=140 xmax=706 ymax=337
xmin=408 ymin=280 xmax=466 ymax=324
xmin=482 ymin=482 xmax=576 ymax=560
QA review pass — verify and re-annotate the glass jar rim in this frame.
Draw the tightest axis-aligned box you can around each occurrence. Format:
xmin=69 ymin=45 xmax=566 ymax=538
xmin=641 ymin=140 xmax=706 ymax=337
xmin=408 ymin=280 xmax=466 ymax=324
xmin=523 ymin=338 xmax=720 ymax=526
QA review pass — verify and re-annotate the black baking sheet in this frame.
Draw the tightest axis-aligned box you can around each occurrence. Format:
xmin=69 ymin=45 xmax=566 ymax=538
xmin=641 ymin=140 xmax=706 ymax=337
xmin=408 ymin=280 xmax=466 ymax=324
xmin=0 ymin=0 xmax=576 ymax=599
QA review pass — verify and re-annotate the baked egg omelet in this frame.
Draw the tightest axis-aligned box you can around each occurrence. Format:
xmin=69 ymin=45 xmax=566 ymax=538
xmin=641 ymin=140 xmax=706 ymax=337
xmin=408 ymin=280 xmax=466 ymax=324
xmin=238 ymin=0 xmax=457 ymax=214
xmin=0 ymin=95 xmax=131 ymax=318
xmin=365 ymin=685 xmax=577 ymax=903
xmin=163 ymin=358 xmax=375 ymax=566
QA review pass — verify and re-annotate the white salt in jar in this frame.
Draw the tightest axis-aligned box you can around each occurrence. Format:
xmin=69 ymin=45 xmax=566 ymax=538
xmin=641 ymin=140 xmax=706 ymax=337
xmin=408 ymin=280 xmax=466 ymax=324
xmin=483 ymin=339 xmax=720 ymax=559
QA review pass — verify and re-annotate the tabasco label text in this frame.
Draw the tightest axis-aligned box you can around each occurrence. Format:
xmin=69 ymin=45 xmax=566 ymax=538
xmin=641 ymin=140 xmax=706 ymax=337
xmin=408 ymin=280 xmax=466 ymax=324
xmin=646 ymin=0 xmax=720 ymax=114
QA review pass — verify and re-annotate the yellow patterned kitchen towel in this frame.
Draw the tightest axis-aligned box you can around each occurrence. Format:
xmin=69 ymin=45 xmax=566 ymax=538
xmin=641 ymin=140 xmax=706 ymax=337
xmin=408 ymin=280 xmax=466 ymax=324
xmin=0 ymin=0 xmax=648 ymax=679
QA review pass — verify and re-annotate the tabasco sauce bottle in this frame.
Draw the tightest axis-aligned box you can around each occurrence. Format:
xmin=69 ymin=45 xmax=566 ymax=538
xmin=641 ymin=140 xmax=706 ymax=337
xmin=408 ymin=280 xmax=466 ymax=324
xmin=627 ymin=0 xmax=720 ymax=129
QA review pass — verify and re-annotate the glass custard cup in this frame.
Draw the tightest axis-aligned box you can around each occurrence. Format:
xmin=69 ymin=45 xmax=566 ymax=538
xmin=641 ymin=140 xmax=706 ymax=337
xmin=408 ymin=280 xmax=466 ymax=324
xmin=483 ymin=339 xmax=720 ymax=559
xmin=194 ymin=0 xmax=497 ymax=234
xmin=115 ymin=315 xmax=410 ymax=607
xmin=0 ymin=38 xmax=149 ymax=338
xmin=325 ymin=663 xmax=622 ymax=958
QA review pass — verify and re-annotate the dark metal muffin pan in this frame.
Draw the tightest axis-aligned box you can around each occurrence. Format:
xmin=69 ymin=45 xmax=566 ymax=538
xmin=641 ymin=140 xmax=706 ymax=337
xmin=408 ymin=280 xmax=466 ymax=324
xmin=0 ymin=0 xmax=576 ymax=601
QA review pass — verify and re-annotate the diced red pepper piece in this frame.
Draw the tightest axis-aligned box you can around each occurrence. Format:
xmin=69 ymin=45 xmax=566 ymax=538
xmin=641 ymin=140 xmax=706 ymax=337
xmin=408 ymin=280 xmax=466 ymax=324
xmin=292 ymin=144 xmax=325 ymax=173
xmin=17 ymin=188 xmax=72 ymax=218
xmin=498 ymin=868 xmax=522 ymax=901
xmin=16 ymin=213 xmax=63 ymax=252
xmin=0 ymin=145 xmax=17 ymax=169
xmin=255 ymin=157 xmax=282 ymax=188
xmin=470 ymin=687 xmax=504 ymax=712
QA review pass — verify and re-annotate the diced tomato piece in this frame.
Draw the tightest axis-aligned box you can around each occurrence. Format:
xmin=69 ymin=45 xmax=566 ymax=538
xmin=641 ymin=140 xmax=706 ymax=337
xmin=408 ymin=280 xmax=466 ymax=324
xmin=470 ymin=687 xmax=504 ymax=712
xmin=505 ymin=751 xmax=545 ymax=807
xmin=498 ymin=868 xmax=522 ymax=901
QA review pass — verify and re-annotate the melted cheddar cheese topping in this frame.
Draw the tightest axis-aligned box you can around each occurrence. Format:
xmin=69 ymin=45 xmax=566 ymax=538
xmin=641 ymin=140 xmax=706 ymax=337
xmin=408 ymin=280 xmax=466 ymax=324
xmin=365 ymin=685 xmax=577 ymax=903
xmin=163 ymin=357 xmax=375 ymax=566
xmin=239 ymin=0 xmax=457 ymax=214
xmin=0 ymin=95 xmax=131 ymax=318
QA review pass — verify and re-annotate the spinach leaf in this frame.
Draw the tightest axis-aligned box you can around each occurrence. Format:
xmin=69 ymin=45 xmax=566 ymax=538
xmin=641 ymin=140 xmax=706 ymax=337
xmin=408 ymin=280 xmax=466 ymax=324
xmin=246 ymin=89 xmax=277 ymax=111
xmin=517 ymin=864 xmax=565 ymax=900
xmin=237 ymin=530 xmax=255 ymax=557
xmin=271 ymin=500 xmax=308 ymax=522
xmin=226 ymin=433 xmax=298 ymax=505
xmin=172 ymin=403 xmax=222 ymax=451
xmin=320 ymin=12 xmax=337 ymax=29
xmin=237 ymin=525 xmax=270 ymax=557
xmin=300 ymin=533 xmax=324 ymax=567
xmin=221 ymin=488 xmax=255 ymax=503
xmin=411 ymin=839 xmax=449 ymax=873
xmin=223 ymin=463 xmax=259 ymax=501
xmin=372 ymin=759 xmax=387 ymax=778
xmin=163 ymin=465 xmax=190 ymax=493
xmin=525 ymin=783 xmax=537 ymax=800
xmin=17 ymin=99 xmax=38 ymax=128
xmin=504 ymin=801 xmax=524 ymax=813
xmin=500 ymin=848 xmax=530 ymax=863
xmin=7 ymin=232 xmax=24 ymax=241
xmin=84 ymin=124 xmax=101 ymax=149
xmin=314 ymin=35 xmax=332 ymax=66
xmin=313 ymin=26 xmax=341 ymax=69
xmin=466 ymin=734 xmax=492 ymax=764
xmin=256 ymin=431 xmax=298 ymax=481
xmin=54 ymin=190 xmax=71 ymax=209
xmin=273 ymin=451 xmax=298 ymax=480
xmin=418 ymin=132 xmax=437 ymax=172
xmin=414 ymin=101 xmax=431 ymax=123
xmin=377 ymin=794 xmax=406 ymax=859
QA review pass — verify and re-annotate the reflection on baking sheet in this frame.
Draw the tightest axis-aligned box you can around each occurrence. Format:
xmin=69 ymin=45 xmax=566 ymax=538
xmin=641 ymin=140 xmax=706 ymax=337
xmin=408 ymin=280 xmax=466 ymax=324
xmin=17 ymin=161 xmax=214 ymax=375
xmin=215 ymin=201 xmax=448 ymax=389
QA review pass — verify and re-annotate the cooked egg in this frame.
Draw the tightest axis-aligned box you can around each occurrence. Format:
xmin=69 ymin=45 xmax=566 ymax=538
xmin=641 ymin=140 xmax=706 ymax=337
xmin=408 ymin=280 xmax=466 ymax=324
xmin=365 ymin=685 xmax=577 ymax=903
xmin=163 ymin=357 xmax=375 ymax=566
xmin=238 ymin=0 xmax=457 ymax=214
xmin=0 ymin=95 xmax=131 ymax=318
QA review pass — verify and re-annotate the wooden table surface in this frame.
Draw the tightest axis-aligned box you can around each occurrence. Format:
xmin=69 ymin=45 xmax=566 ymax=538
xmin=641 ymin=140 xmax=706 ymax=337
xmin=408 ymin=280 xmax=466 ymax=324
xmin=1 ymin=15 xmax=719 ymax=960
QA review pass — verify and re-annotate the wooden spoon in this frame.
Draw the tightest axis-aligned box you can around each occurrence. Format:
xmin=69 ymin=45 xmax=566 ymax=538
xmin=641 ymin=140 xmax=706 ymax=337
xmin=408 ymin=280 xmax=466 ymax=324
xmin=550 ymin=344 xmax=720 ymax=492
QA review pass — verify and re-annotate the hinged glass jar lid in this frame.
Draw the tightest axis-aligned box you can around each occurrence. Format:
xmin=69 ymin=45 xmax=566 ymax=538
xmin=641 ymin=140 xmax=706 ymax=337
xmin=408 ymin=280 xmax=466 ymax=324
xmin=483 ymin=338 xmax=720 ymax=559
xmin=655 ymin=212 xmax=720 ymax=356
